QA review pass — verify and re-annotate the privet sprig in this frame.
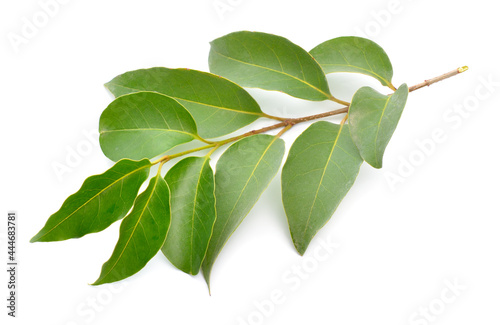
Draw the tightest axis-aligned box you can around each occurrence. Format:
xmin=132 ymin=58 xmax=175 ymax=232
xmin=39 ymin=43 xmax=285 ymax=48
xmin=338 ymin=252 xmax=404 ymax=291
xmin=31 ymin=31 xmax=467 ymax=292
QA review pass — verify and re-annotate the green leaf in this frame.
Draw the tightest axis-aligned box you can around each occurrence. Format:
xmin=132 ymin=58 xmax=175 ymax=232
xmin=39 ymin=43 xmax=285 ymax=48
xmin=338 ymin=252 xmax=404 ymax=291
xmin=161 ymin=157 xmax=216 ymax=275
xmin=99 ymin=91 xmax=199 ymax=162
xmin=31 ymin=159 xmax=151 ymax=243
xmin=349 ymin=84 xmax=409 ymax=168
xmin=105 ymin=68 xmax=264 ymax=139
xmin=282 ymin=122 xmax=363 ymax=255
xmin=209 ymin=31 xmax=332 ymax=101
xmin=202 ymin=134 xmax=285 ymax=289
xmin=310 ymin=36 xmax=394 ymax=89
xmin=92 ymin=174 xmax=171 ymax=285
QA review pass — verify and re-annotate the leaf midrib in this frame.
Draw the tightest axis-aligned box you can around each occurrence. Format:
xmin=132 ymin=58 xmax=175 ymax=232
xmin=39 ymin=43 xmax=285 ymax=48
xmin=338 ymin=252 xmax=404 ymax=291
xmin=211 ymin=49 xmax=331 ymax=99
xmin=35 ymin=162 xmax=150 ymax=241
xmin=99 ymin=175 xmax=160 ymax=283
xmin=100 ymin=128 xmax=196 ymax=138
xmin=108 ymin=84 xmax=264 ymax=117
xmin=301 ymin=124 xmax=344 ymax=238
xmin=212 ymin=137 xmax=279 ymax=259
xmin=373 ymin=95 xmax=392 ymax=166
xmin=189 ymin=158 xmax=209 ymax=274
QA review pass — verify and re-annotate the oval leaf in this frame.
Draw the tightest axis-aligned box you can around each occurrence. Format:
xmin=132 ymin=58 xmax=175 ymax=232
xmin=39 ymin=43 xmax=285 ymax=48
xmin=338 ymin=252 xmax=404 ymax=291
xmin=162 ymin=156 xmax=216 ymax=275
xmin=209 ymin=31 xmax=332 ymax=101
xmin=105 ymin=68 xmax=264 ymax=138
xmin=92 ymin=174 xmax=171 ymax=285
xmin=99 ymin=91 xmax=199 ymax=161
xmin=282 ymin=122 xmax=363 ymax=255
xmin=349 ymin=84 xmax=409 ymax=168
xmin=202 ymin=134 xmax=285 ymax=290
xmin=30 ymin=159 xmax=151 ymax=243
xmin=310 ymin=36 xmax=395 ymax=89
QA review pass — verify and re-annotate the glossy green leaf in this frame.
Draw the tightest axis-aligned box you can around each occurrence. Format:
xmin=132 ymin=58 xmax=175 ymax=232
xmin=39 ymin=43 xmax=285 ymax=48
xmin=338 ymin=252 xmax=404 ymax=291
xmin=99 ymin=91 xmax=199 ymax=162
xmin=202 ymin=135 xmax=285 ymax=289
xmin=349 ymin=84 xmax=409 ymax=168
xmin=162 ymin=157 xmax=216 ymax=275
xmin=310 ymin=36 xmax=394 ymax=89
xmin=31 ymin=159 xmax=151 ymax=243
xmin=92 ymin=174 xmax=171 ymax=285
xmin=282 ymin=122 xmax=363 ymax=255
xmin=209 ymin=31 xmax=332 ymax=101
xmin=105 ymin=68 xmax=264 ymax=138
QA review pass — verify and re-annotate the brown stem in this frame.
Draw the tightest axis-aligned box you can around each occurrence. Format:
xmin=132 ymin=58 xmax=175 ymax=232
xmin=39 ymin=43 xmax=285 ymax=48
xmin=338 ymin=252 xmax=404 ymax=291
xmin=209 ymin=106 xmax=350 ymax=146
xmin=409 ymin=66 xmax=468 ymax=92
xmin=153 ymin=67 xmax=467 ymax=165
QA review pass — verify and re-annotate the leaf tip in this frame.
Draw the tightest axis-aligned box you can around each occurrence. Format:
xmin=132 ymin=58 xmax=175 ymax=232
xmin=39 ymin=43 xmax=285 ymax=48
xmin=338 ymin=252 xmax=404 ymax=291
xmin=367 ymin=159 xmax=383 ymax=169
xmin=204 ymin=279 xmax=212 ymax=296
xmin=363 ymin=161 xmax=382 ymax=169
xmin=30 ymin=230 xmax=44 ymax=243
xmin=202 ymin=268 xmax=212 ymax=294
xmin=91 ymin=271 xmax=108 ymax=286
xmin=293 ymin=242 xmax=307 ymax=256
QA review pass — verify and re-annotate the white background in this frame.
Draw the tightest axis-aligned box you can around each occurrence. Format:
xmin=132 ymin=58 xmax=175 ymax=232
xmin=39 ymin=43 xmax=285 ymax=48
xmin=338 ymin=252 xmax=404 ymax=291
xmin=1 ymin=0 xmax=499 ymax=324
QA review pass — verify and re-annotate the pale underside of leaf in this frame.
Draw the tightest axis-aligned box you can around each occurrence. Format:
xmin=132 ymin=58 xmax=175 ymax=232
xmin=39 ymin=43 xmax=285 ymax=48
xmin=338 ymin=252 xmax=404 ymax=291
xmin=282 ymin=121 xmax=363 ymax=255
xmin=310 ymin=36 xmax=394 ymax=88
xmin=201 ymin=134 xmax=285 ymax=291
xmin=348 ymin=84 xmax=409 ymax=168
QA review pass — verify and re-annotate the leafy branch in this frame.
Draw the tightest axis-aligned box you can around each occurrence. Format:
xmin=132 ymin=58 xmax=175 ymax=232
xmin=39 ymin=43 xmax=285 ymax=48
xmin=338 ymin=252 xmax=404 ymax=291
xmin=151 ymin=66 xmax=467 ymax=167
xmin=31 ymin=31 xmax=467 ymax=293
